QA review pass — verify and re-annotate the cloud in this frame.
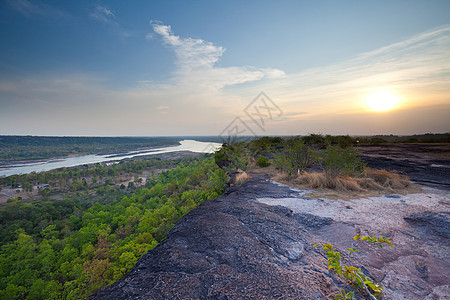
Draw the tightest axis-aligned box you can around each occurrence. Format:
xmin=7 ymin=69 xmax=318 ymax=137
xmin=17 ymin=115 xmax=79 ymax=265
xmin=6 ymin=0 xmax=65 ymax=18
xmin=150 ymin=21 xmax=286 ymax=89
xmin=152 ymin=22 xmax=224 ymax=69
xmin=90 ymin=5 xmax=117 ymax=24
xmin=90 ymin=5 xmax=132 ymax=38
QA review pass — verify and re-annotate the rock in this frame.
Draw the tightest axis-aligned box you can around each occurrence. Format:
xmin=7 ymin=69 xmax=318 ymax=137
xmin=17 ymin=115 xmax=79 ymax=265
xmin=425 ymin=285 xmax=450 ymax=299
xmin=404 ymin=212 xmax=450 ymax=239
xmin=91 ymin=174 xmax=450 ymax=300
xmin=91 ymin=175 xmax=341 ymax=299
xmin=386 ymin=194 xmax=402 ymax=198
xmin=293 ymin=212 xmax=333 ymax=229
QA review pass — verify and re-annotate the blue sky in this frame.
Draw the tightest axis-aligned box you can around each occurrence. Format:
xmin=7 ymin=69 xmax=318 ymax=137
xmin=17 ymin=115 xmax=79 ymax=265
xmin=1 ymin=0 xmax=449 ymax=136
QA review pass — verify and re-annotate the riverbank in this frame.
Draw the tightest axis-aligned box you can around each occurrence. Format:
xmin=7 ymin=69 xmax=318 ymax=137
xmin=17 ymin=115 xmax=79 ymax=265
xmin=0 ymin=140 xmax=221 ymax=177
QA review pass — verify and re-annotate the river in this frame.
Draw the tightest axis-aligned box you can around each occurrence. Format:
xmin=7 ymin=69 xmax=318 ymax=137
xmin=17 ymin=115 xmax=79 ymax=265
xmin=0 ymin=140 xmax=222 ymax=177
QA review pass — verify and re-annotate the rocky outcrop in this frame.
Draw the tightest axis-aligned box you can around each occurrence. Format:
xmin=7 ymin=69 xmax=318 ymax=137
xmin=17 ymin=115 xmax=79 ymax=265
xmin=92 ymin=173 xmax=450 ymax=299
xmin=92 ymin=175 xmax=349 ymax=299
xmin=359 ymin=143 xmax=450 ymax=188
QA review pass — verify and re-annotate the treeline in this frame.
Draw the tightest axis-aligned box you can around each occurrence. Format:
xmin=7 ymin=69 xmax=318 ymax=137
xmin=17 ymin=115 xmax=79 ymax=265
xmin=238 ymin=133 xmax=450 ymax=149
xmin=357 ymin=133 xmax=450 ymax=144
xmin=0 ymin=156 xmax=227 ymax=299
xmin=0 ymin=136 xmax=180 ymax=161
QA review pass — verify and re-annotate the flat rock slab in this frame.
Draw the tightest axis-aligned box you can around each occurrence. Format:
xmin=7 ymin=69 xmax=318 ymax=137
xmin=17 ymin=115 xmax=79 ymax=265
xmin=258 ymin=184 xmax=450 ymax=299
xmin=358 ymin=143 xmax=450 ymax=188
xmin=92 ymin=174 xmax=450 ymax=299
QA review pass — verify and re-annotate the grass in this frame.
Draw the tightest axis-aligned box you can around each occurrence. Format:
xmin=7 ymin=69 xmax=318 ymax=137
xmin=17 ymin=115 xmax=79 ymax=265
xmin=234 ymin=172 xmax=251 ymax=185
xmin=245 ymin=149 xmax=420 ymax=200
xmin=291 ymin=169 xmax=409 ymax=191
xmin=267 ymin=168 xmax=419 ymax=200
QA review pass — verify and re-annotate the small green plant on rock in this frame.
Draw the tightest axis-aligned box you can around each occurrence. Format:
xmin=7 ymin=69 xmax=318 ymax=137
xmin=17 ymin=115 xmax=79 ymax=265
xmin=335 ymin=289 xmax=354 ymax=299
xmin=314 ymin=234 xmax=394 ymax=299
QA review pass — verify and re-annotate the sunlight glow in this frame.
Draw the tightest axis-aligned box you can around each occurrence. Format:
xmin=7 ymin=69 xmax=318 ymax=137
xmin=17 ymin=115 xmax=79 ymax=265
xmin=366 ymin=91 xmax=399 ymax=112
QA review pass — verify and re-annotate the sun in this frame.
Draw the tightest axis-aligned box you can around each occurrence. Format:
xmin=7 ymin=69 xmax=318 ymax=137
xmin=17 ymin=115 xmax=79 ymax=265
xmin=366 ymin=91 xmax=399 ymax=112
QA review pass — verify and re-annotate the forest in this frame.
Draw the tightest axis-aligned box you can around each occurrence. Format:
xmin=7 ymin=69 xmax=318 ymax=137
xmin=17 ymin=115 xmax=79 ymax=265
xmin=0 ymin=155 xmax=227 ymax=299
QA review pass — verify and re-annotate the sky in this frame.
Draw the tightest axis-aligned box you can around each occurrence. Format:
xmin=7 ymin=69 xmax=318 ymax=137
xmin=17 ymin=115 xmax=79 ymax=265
xmin=0 ymin=0 xmax=449 ymax=137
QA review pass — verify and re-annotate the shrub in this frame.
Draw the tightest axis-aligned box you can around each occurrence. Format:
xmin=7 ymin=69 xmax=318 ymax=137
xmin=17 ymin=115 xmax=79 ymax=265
xmin=214 ymin=149 xmax=229 ymax=168
xmin=273 ymin=139 xmax=315 ymax=175
xmin=318 ymin=146 xmax=366 ymax=178
xmin=247 ymin=136 xmax=284 ymax=155
xmin=214 ymin=143 xmax=249 ymax=172
xmin=255 ymin=155 xmax=271 ymax=167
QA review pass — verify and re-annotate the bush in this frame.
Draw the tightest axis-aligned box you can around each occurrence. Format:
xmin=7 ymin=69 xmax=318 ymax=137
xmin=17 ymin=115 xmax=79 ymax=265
xmin=247 ymin=136 xmax=284 ymax=155
xmin=255 ymin=155 xmax=271 ymax=167
xmin=318 ymin=146 xmax=366 ymax=178
xmin=216 ymin=143 xmax=249 ymax=172
xmin=214 ymin=149 xmax=229 ymax=169
xmin=273 ymin=139 xmax=315 ymax=175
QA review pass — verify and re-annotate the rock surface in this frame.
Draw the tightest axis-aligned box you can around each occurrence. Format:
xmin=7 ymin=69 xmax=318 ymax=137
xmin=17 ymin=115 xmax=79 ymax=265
xmin=358 ymin=143 xmax=450 ymax=188
xmin=92 ymin=175 xmax=344 ymax=299
xmin=92 ymin=173 xmax=449 ymax=299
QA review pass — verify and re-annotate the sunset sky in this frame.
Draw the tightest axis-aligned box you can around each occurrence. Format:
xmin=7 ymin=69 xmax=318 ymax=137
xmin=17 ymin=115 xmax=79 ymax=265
xmin=1 ymin=0 xmax=449 ymax=136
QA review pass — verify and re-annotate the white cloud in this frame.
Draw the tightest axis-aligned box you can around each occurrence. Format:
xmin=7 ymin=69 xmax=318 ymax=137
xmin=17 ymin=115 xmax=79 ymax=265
xmin=7 ymin=0 xmax=65 ymax=18
xmin=90 ymin=5 xmax=132 ymax=38
xmin=90 ymin=5 xmax=116 ymax=24
xmin=152 ymin=23 xmax=224 ymax=69
xmin=150 ymin=21 xmax=286 ymax=89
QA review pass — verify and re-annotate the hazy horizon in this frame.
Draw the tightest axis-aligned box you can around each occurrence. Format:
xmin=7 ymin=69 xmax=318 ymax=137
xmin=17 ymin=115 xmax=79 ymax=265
xmin=0 ymin=133 xmax=448 ymax=138
xmin=1 ymin=1 xmax=449 ymax=136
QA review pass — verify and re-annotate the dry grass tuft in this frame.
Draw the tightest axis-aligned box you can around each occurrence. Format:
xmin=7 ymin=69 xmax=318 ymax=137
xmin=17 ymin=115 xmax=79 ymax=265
xmin=291 ymin=169 xmax=411 ymax=193
xmin=364 ymin=169 xmax=410 ymax=189
xmin=273 ymin=171 xmax=296 ymax=182
xmin=294 ymin=172 xmax=363 ymax=192
xmin=273 ymin=168 xmax=417 ymax=199
xmin=234 ymin=172 xmax=251 ymax=185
